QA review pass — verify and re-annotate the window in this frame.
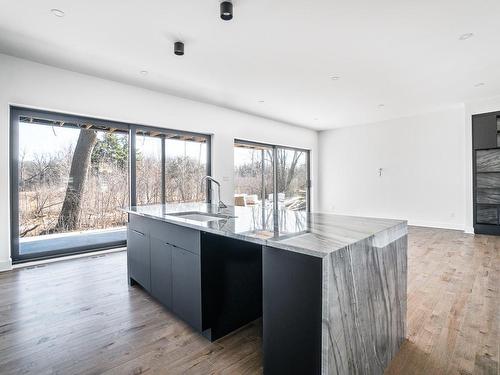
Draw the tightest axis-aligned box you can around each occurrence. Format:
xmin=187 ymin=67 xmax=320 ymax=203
xmin=165 ymin=138 xmax=208 ymax=203
xmin=131 ymin=128 xmax=210 ymax=206
xmin=276 ymin=148 xmax=309 ymax=211
xmin=10 ymin=107 xmax=211 ymax=262
xmin=234 ymin=140 xmax=310 ymax=211
xmin=234 ymin=142 xmax=274 ymax=208
xmin=135 ymin=129 xmax=163 ymax=205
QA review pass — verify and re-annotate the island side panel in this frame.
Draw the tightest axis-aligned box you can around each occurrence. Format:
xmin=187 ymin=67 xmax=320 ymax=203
xmin=322 ymin=233 xmax=408 ymax=375
xmin=263 ymin=246 xmax=323 ymax=375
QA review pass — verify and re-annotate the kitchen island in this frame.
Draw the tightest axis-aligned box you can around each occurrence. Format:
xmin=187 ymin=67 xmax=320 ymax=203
xmin=125 ymin=203 xmax=407 ymax=375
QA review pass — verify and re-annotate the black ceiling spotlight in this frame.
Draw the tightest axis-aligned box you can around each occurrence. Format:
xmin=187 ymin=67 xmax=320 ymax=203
xmin=220 ymin=1 xmax=233 ymax=20
xmin=174 ymin=41 xmax=184 ymax=56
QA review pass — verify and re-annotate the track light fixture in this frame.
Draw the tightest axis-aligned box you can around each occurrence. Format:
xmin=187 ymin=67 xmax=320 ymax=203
xmin=220 ymin=1 xmax=233 ymax=20
xmin=174 ymin=41 xmax=184 ymax=56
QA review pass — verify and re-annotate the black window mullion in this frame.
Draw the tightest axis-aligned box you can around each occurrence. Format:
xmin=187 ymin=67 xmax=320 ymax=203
xmin=161 ymin=136 xmax=166 ymax=204
xmin=129 ymin=126 xmax=137 ymax=207
xmin=272 ymin=146 xmax=278 ymax=212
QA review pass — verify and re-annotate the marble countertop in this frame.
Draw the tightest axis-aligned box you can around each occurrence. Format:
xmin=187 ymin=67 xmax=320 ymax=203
xmin=124 ymin=203 xmax=407 ymax=258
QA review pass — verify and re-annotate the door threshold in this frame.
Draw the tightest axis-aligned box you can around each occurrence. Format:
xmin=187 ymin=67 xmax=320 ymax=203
xmin=12 ymin=247 xmax=126 ymax=270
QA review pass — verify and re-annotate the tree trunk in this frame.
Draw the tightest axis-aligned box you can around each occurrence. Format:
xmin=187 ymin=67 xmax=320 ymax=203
xmin=55 ymin=129 xmax=97 ymax=232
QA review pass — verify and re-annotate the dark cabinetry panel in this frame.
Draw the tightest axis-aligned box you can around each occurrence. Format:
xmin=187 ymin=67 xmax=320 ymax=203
xmin=477 ymin=189 xmax=500 ymax=204
xmin=476 ymin=149 xmax=500 ymax=172
xmin=127 ymin=228 xmax=151 ymax=291
xmin=201 ymin=233 xmax=262 ymax=341
xmin=263 ymin=246 xmax=322 ymax=375
xmin=477 ymin=206 xmax=498 ymax=224
xmin=473 ymin=112 xmax=500 ymax=235
xmin=473 ymin=114 xmax=497 ymax=149
xmin=128 ymin=214 xmax=202 ymax=331
xmin=172 ymin=246 xmax=202 ymax=331
xmin=149 ymin=219 xmax=200 ymax=255
xmin=477 ymin=173 xmax=500 ymax=188
xmin=150 ymin=237 xmax=173 ymax=309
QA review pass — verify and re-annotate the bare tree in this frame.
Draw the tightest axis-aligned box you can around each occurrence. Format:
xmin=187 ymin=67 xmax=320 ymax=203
xmin=55 ymin=129 xmax=97 ymax=231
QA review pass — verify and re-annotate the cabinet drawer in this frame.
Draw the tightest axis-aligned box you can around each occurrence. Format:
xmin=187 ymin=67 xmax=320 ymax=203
xmin=149 ymin=220 xmax=200 ymax=255
xmin=128 ymin=214 xmax=150 ymax=236
xmin=477 ymin=189 xmax=500 ymax=204
xmin=477 ymin=206 xmax=498 ymax=224
xmin=476 ymin=149 xmax=500 ymax=172
xmin=477 ymin=173 xmax=500 ymax=188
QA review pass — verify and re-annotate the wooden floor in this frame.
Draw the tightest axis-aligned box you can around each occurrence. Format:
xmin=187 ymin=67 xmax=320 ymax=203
xmin=0 ymin=227 xmax=497 ymax=375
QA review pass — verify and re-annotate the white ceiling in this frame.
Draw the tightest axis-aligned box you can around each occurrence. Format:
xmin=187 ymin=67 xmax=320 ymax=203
xmin=0 ymin=0 xmax=500 ymax=130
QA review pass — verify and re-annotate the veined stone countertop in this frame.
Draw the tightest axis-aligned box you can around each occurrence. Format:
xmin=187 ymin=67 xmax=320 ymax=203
xmin=124 ymin=203 xmax=407 ymax=258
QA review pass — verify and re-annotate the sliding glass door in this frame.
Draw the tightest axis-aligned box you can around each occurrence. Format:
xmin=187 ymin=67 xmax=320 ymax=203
xmin=10 ymin=107 xmax=211 ymax=262
xmin=234 ymin=140 xmax=310 ymax=211
xmin=12 ymin=109 xmax=129 ymax=261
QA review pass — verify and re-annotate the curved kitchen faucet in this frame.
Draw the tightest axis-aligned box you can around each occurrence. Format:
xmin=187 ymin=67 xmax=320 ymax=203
xmin=201 ymin=176 xmax=227 ymax=209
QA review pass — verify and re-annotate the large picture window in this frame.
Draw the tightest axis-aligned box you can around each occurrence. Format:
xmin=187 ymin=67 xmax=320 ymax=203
xmin=234 ymin=140 xmax=310 ymax=211
xmin=10 ymin=107 xmax=211 ymax=262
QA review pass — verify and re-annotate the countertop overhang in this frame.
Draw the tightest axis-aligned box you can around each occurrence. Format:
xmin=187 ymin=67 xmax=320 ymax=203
xmin=124 ymin=203 xmax=407 ymax=258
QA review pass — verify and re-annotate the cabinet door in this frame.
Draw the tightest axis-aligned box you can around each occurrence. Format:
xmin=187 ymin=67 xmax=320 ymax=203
xmin=127 ymin=228 xmax=151 ymax=291
xmin=473 ymin=114 xmax=497 ymax=149
xmin=172 ymin=247 xmax=202 ymax=331
xmin=150 ymin=237 xmax=173 ymax=309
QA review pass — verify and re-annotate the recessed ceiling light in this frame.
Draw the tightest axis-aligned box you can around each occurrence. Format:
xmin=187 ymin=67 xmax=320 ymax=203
xmin=459 ymin=33 xmax=474 ymax=40
xmin=140 ymin=70 xmax=148 ymax=76
xmin=258 ymin=100 xmax=265 ymax=103
xmin=378 ymin=104 xmax=385 ymax=108
xmin=474 ymin=82 xmax=485 ymax=87
xmin=330 ymin=76 xmax=340 ymax=80
xmin=314 ymin=118 xmax=318 ymax=121
xmin=50 ymin=9 xmax=65 ymax=17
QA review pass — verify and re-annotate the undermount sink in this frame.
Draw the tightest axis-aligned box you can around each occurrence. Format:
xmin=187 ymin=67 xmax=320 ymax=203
xmin=165 ymin=211 xmax=237 ymax=222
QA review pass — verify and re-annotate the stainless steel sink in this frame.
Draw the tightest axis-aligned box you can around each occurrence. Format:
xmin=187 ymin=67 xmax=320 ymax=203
xmin=165 ymin=211 xmax=237 ymax=222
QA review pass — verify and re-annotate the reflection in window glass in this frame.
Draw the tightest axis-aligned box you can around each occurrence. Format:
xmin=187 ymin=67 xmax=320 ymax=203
xmin=276 ymin=148 xmax=308 ymax=211
xmin=166 ymin=138 xmax=207 ymax=203
xmin=234 ymin=141 xmax=309 ymax=211
xmin=234 ymin=143 xmax=273 ymax=207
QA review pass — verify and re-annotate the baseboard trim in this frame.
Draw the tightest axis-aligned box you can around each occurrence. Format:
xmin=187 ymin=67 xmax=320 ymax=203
xmin=0 ymin=259 xmax=13 ymax=272
xmin=316 ymin=210 xmax=466 ymax=232
xmin=464 ymin=226 xmax=475 ymax=234
xmin=408 ymin=220 xmax=465 ymax=231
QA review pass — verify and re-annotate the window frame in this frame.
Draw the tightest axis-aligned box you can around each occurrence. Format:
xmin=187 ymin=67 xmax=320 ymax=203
xmin=10 ymin=106 xmax=212 ymax=263
xmin=234 ymin=139 xmax=311 ymax=212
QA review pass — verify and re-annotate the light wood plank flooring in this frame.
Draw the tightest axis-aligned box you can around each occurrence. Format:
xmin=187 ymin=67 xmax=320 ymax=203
xmin=0 ymin=226 xmax=498 ymax=374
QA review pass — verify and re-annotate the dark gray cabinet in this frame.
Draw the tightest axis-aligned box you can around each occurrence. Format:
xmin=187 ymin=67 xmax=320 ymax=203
xmin=172 ymin=246 xmax=202 ymax=331
xmin=127 ymin=214 xmax=263 ymax=341
xmin=150 ymin=237 xmax=173 ymax=309
xmin=473 ymin=111 xmax=500 ymax=235
xmin=127 ymin=228 xmax=151 ymax=291
xmin=473 ymin=114 xmax=497 ymax=150
xmin=127 ymin=214 xmax=202 ymax=331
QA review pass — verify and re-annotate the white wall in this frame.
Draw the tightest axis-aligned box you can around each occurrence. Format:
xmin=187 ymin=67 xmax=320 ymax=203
xmin=0 ymin=53 xmax=318 ymax=271
xmin=318 ymin=106 xmax=467 ymax=230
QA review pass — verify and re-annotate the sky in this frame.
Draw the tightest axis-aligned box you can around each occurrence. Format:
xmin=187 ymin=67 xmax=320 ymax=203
xmin=18 ymin=121 xmax=206 ymax=162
